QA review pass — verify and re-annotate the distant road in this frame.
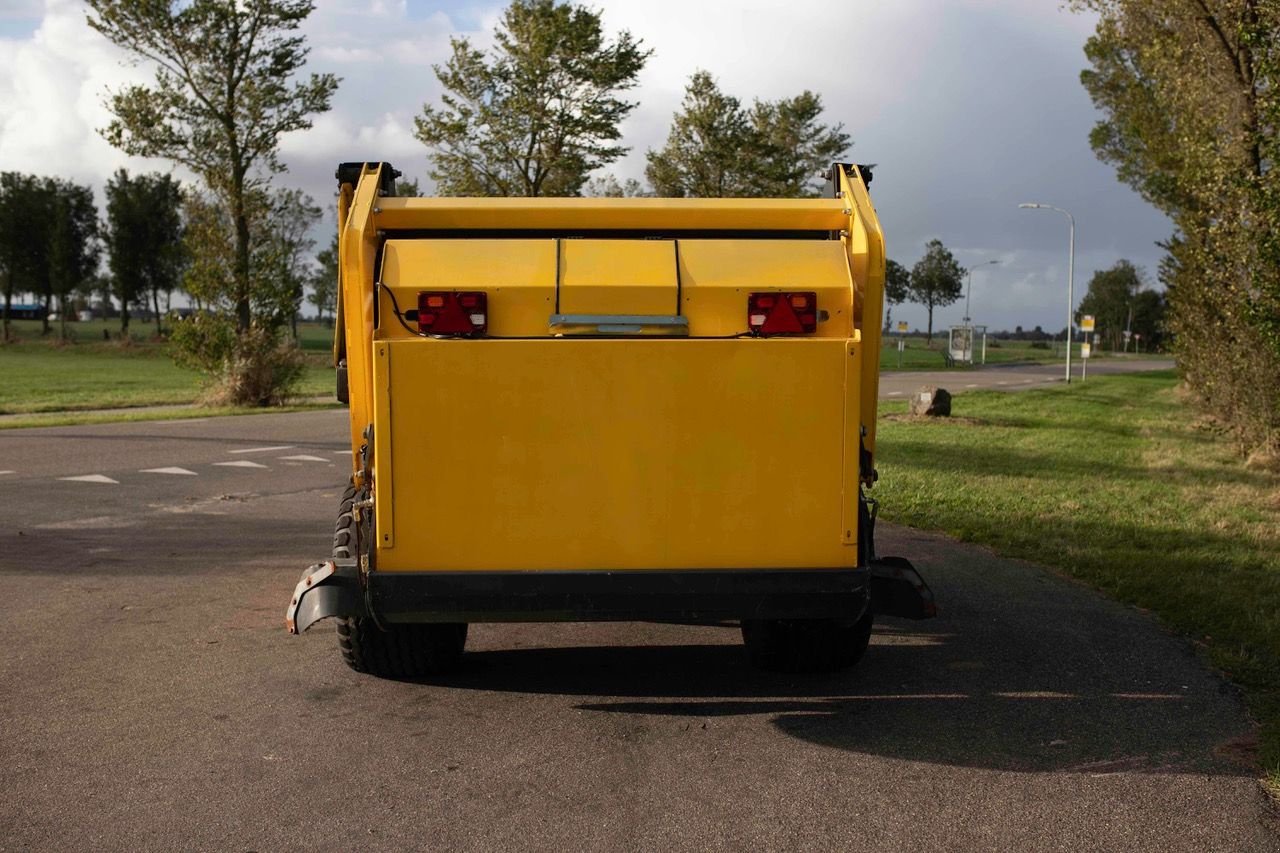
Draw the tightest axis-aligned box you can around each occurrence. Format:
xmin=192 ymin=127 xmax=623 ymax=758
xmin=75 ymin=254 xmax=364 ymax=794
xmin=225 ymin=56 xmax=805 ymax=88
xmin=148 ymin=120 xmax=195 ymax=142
xmin=879 ymin=358 xmax=1175 ymax=399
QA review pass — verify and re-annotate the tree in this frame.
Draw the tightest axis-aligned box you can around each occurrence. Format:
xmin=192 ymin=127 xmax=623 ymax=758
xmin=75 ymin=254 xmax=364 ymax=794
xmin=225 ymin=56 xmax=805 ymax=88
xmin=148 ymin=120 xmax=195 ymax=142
xmin=883 ymin=258 xmax=910 ymax=332
xmin=172 ymin=186 xmax=312 ymax=405
xmin=309 ymin=232 xmax=338 ymax=324
xmin=415 ymin=0 xmax=651 ymax=197
xmin=908 ymin=239 xmax=964 ymax=343
xmin=646 ymin=72 xmax=850 ymax=198
xmin=45 ymin=179 xmax=101 ymax=340
xmin=1074 ymin=0 xmax=1279 ymax=449
xmin=104 ymin=170 xmax=184 ymax=337
xmin=1076 ymin=259 xmax=1141 ymax=350
xmin=87 ymin=0 xmax=339 ymax=336
xmin=0 ymin=173 xmax=45 ymax=341
xmin=582 ymin=174 xmax=647 ymax=197
xmin=259 ymin=188 xmax=320 ymax=338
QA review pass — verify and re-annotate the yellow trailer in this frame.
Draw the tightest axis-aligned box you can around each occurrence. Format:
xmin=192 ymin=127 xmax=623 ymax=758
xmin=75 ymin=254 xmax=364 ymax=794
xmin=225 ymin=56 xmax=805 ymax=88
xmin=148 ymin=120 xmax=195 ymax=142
xmin=287 ymin=162 xmax=934 ymax=676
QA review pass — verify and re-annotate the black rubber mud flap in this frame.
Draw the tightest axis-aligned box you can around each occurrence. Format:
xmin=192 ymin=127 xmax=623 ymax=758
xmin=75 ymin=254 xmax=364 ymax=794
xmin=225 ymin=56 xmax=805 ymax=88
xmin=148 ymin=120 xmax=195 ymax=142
xmin=870 ymin=556 xmax=937 ymax=620
xmin=286 ymin=559 xmax=366 ymax=634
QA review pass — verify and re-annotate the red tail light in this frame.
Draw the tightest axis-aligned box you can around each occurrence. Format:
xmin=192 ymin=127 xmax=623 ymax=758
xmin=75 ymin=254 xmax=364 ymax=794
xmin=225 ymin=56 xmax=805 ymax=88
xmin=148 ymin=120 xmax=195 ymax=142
xmin=748 ymin=292 xmax=817 ymax=336
xmin=417 ymin=291 xmax=487 ymax=336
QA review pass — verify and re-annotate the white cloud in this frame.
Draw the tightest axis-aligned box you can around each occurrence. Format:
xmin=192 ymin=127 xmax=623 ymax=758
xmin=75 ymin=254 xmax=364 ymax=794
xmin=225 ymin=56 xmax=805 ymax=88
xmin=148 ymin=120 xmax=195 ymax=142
xmin=0 ymin=0 xmax=1167 ymax=331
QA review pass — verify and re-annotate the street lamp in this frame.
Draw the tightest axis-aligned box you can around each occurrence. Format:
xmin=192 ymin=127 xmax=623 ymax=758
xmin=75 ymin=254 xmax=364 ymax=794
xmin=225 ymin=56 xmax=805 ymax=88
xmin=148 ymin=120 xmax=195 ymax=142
xmin=1018 ymin=202 xmax=1076 ymax=383
xmin=964 ymin=259 xmax=1000 ymax=324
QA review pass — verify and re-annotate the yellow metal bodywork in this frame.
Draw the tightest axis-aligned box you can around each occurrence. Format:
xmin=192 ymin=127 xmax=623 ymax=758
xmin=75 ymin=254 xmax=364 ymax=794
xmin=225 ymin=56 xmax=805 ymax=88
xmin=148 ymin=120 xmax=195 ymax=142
xmin=371 ymin=338 xmax=860 ymax=571
xmin=334 ymin=163 xmax=886 ymax=573
xmin=558 ymin=240 xmax=678 ymax=316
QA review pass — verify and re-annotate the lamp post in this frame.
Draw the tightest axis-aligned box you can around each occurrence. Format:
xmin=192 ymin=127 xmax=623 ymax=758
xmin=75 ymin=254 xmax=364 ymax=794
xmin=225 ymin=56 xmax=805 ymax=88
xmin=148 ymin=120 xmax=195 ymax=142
xmin=1018 ymin=203 xmax=1075 ymax=383
xmin=964 ymin=259 xmax=1000 ymax=324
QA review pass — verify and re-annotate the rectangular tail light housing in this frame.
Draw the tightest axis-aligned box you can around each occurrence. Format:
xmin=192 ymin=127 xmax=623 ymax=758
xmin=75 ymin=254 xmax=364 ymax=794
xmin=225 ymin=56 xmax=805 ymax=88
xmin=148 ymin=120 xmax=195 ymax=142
xmin=748 ymin=291 xmax=818 ymax=336
xmin=417 ymin=291 xmax=487 ymax=337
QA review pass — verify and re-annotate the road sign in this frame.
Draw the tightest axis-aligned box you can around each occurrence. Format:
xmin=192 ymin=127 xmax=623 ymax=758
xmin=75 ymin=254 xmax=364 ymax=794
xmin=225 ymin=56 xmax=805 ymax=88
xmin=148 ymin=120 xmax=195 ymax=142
xmin=896 ymin=321 xmax=908 ymax=334
xmin=1081 ymin=314 xmax=1095 ymax=332
xmin=1081 ymin=342 xmax=1092 ymax=359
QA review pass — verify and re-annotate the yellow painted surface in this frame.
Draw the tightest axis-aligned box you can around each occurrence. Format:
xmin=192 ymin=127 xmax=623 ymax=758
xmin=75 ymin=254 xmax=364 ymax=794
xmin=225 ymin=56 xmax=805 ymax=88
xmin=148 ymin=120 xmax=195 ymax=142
xmin=372 ymin=195 xmax=849 ymax=232
xmin=373 ymin=338 xmax=859 ymax=572
xmin=678 ymin=240 xmax=853 ymax=338
xmin=378 ymin=239 xmax=555 ymax=338
xmin=339 ymin=164 xmax=384 ymax=470
xmin=558 ymin=240 xmax=678 ymax=316
xmin=841 ymin=166 xmax=886 ymax=464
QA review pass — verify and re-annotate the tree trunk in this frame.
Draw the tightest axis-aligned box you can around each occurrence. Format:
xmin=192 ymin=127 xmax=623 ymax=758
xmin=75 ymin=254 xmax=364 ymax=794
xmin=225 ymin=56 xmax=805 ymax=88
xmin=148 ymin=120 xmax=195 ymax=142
xmin=152 ymin=286 xmax=163 ymax=336
xmin=926 ymin=304 xmax=934 ymax=344
xmin=232 ymin=168 xmax=251 ymax=334
xmin=2 ymin=277 xmax=11 ymax=342
xmin=121 ymin=300 xmax=130 ymax=339
xmin=41 ymin=290 xmax=50 ymax=336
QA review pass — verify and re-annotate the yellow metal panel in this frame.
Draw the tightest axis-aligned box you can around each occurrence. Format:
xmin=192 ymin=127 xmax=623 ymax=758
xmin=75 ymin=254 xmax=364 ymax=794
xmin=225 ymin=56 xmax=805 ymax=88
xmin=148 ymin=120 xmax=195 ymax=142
xmin=372 ymin=343 xmax=394 ymax=548
xmin=678 ymin=240 xmax=854 ymax=338
xmin=841 ymin=338 xmax=862 ymax=546
xmin=377 ymin=239 xmax=556 ymax=338
xmin=375 ymin=338 xmax=856 ymax=572
xmin=558 ymin=240 xmax=677 ymax=316
xmin=339 ymin=164 xmax=385 ymax=471
xmin=373 ymin=196 xmax=850 ymax=232
xmin=841 ymin=166 xmax=886 ymax=467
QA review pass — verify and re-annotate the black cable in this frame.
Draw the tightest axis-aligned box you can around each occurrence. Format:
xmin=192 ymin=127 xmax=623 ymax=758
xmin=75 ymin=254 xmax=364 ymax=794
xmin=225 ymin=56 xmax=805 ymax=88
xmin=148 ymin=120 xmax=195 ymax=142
xmin=377 ymin=283 xmax=756 ymax=340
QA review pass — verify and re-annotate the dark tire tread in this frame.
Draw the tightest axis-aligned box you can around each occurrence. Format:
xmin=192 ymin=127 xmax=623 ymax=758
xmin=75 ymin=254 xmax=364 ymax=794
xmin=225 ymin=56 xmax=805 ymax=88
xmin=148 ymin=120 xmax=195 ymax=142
xmin=332 ymin=481 xmax=466 ymax=678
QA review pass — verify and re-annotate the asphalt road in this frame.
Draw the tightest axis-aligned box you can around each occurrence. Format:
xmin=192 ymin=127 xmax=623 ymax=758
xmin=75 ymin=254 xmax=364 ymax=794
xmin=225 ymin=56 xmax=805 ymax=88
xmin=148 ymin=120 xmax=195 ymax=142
xmin=879 ymin=357 xmax=1175 ymax=399
xmin=1 ymin=409 xmax=1275 ymax=851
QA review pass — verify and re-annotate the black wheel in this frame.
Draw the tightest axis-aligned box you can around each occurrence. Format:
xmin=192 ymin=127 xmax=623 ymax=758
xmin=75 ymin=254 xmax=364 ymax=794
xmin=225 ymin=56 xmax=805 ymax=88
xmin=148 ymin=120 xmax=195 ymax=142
xmin=741 ymin=612 xmax=873 ymax=673
xmin=332 ymin=480 xmax=467 ymax=678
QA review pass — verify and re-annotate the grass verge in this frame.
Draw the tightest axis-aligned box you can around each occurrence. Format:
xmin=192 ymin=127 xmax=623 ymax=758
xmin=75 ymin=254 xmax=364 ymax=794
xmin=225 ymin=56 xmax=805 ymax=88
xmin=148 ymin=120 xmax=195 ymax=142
xmin=0 ymin=401 xmax=341 ymax=430
xmin=0 ymin=337 xmax=333 ymax=414
xmin=878 ymin=335 xmax=1164 ymax=370
xmin=874 ymin=370 xmax=1280 ymax=790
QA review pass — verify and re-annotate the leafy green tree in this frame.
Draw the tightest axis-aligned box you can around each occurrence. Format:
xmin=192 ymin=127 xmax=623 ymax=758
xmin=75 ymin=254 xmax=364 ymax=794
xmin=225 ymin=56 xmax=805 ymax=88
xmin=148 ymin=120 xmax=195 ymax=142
xmin=46 ymin=179 xmax=101 ymax=340
xmin=104 ymin=170 xmax=184 ymax=337
xmin=415 ymin=0 xmax=651 ymax=197
xmin=582 ymin=174 xmax=647 ymax=197
xmin=309 ymin=232 xmax=338 ymax=324
xmin=1075 ymin=0 xmax=1279 ymax=449
xmin=0 ymin=173 xmax=46 ymax=341
xmin=1076 ymin=259 xmax=1155 ymax=351
xmin=883 ymin=258 xmax=910 ymax=331
xmin=87 ymin=0 xmax=339 ymax=335
xmin=645 ymin=71 xmax=850 ymax=197
xmin=909 ymin=239 xmax=964 ymax=343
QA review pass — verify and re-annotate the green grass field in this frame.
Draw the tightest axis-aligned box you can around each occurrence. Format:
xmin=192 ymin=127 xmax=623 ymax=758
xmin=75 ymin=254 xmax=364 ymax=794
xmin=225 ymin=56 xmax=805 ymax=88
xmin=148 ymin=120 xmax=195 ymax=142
xmin=877 ymin=334 xmax=1163 ymax=370
xmin=875 ymin=371 xmax=1280 ymax=785
xmin=0 ymin=319 xmax=334 ymax=416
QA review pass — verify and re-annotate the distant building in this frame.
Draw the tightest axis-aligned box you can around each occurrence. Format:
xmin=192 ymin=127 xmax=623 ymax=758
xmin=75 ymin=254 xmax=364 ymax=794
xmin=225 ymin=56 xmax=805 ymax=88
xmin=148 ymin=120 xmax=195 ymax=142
xmin=7 ymin=303 xmax=47 ymax=320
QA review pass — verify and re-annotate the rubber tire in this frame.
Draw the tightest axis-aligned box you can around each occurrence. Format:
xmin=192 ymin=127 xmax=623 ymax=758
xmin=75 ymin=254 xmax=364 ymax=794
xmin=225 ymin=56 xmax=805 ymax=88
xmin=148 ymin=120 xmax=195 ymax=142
xmin=741 ymin=612 xmax=873 ymax=673
xmin=332 ymin=481 xmax=468 ymax=678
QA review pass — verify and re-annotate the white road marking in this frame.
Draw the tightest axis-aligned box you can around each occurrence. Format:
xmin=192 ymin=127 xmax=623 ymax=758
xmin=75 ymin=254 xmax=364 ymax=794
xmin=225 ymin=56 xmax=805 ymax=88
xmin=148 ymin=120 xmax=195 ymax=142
xmin=966 ymin=384 xmax=979 ymax=388
xmin=59 ymin=474 xmax=119 ymax=484
xmin=154 ymin=418 xmax=210 ymax=425
xmin=141 ymin=467 xmax=198 ymax=476
xmin=279 ymin=454 xmax=328 ymax=462
xmin=331 ymin=449 xmax=352 ymax=455
xmin=887 ymin=391 xmax=903 ymax=396
xmin=213 ymin=460 xmax=268 ymax=469
xmin=0 ymin=470 xmax=14 ymax=475
xmin=228 ymin=445 xmax=294 ymax=454
xmin=996 ymin=381 xmax=1010 ymax=386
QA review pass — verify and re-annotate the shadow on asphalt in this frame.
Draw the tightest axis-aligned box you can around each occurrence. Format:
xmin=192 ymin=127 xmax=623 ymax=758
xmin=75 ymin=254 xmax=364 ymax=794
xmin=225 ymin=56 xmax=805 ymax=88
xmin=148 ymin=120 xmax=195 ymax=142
xmin=428 ymin=622 xmax=1252 ymax=776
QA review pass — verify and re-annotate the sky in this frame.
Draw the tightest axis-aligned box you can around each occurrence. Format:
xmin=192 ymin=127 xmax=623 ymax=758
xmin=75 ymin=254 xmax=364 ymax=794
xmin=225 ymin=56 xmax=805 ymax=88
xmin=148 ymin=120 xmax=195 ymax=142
xmin=0 ymin=0 xmax=1172 ymax=333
